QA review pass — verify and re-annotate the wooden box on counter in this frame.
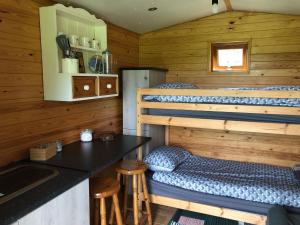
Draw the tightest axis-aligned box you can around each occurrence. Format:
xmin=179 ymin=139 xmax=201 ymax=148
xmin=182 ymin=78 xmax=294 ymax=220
xmin=30 ymin=144 xmax=57 ymax=161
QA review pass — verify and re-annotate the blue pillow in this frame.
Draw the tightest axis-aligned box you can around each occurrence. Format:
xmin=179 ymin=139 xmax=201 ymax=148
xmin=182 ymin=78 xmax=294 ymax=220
xmin=143 ymin=145 xmax=191 ymax=172
xmin=154 ymin=82 xmax=198 ymax=89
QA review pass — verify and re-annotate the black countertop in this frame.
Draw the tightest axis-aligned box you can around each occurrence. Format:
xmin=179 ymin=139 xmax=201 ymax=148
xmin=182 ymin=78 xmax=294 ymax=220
xmin=40 ymin=135 xmax=151 ymax=175
xmin=0 ymin=163 xmax=89 ymax=225
xmin=1 ymin=135 xmax=151 ymax=225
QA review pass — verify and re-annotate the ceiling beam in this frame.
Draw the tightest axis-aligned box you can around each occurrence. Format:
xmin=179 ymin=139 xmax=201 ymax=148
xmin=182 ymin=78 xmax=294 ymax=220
xmin=223 ymin=0 xmax=233 ymax=11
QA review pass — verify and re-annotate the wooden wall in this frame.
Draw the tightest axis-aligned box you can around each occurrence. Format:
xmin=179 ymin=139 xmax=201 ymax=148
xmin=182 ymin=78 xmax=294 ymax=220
xmin=140 ymin=11 xmax=300 ymax=88
xmin=1 ymin=4 xmax=299 ymax=167
xmin=140 ymin=11 xmax=300 ymax=167
xmin=0 ymin=0 xmax=139 ymax=167
xmin=169 ymin=127 xmax=300 ymax=167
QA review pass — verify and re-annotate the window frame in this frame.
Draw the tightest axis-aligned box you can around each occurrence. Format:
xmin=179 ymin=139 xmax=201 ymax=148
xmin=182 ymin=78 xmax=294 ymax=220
xmin=210 ymin=42 xmax=249 ymax=73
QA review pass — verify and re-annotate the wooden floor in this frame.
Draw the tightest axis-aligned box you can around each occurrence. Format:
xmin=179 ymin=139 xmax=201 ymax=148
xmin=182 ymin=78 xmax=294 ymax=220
xmin=125 ymin=204 xmax=176 ymax=225
xmin=151 ymin=204 xmax=177 ymax=225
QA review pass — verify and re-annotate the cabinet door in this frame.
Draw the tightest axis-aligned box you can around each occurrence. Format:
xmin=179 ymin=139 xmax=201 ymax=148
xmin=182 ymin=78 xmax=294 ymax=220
xmin=99 ymin=77 xmax=117 ymax=95
xmin=73 ymin=76 xmax=97 ymax=98
xmin=19 ymin=180 xmax=89 ymax=225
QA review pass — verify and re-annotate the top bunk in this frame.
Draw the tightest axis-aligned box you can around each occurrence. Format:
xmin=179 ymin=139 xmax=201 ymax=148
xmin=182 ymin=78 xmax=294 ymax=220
xmin=136 ymin=83 xmax=300 ymax=136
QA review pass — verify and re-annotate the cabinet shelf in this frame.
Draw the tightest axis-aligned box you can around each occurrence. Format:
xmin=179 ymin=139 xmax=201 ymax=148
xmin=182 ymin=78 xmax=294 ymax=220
xmin=70 ymin=44 xmax=102 ymax=53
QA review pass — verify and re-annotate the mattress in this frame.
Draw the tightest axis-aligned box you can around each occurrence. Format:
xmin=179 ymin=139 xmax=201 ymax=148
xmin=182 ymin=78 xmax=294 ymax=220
xmin=147 ymin=109 xmax=300 ymax=124
xmin=150 ymin=155 xmax=300 ymax=209
xmin=143 ymin=85 xmax=300 ymax=107
xmin=146 ymin=171 xmax=300 ymax=215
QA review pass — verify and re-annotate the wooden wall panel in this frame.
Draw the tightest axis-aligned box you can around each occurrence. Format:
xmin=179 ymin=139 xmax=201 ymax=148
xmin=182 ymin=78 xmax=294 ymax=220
xmin=170 ymin=127 xmax=300 ymax=167
xmin=140 ymin=11 xmax=300 ymax=88
xmin=140 ymin=12 xmax=300 ymax=166
xmin=0 ymin=0 xmax=139 ymax=166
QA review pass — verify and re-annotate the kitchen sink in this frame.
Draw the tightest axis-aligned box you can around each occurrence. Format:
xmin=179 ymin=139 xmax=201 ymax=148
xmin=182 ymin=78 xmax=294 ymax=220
xmin=0 ymin=164 xmax=59 ymax=204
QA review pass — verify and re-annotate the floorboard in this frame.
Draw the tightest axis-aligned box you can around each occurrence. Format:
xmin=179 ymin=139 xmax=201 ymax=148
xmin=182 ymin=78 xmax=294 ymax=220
xmin=125 ymin=204 xmax=176 ymax=225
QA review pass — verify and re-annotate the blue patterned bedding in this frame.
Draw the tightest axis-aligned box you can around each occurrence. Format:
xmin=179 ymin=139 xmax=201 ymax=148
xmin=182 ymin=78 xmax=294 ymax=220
xmin=152 ymin=155 xmax=300 ymax=207
xmin=143 ymin=85 xmax=300 ymax=107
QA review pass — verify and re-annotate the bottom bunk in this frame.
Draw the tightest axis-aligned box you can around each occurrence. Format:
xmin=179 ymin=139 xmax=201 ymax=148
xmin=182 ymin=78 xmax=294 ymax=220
xmin=143 ymin=146 xmax=300 ymax=225
xmin=146 ymin=171 xmax=300 ymax=216
xmin=148 ymin=193 xmax=267 ymax=225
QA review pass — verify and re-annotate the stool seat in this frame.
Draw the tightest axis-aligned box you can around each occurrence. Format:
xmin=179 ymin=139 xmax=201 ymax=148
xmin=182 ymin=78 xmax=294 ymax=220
xmin=113 ymin=160 xmax=152 ymax=225
xmin=90 ymin=177 xmax=123 ymax=225
xmin=90 ymin=177 xmax=120 ymax=198
xmin=115 ymin=160 xmax=147 ymax=175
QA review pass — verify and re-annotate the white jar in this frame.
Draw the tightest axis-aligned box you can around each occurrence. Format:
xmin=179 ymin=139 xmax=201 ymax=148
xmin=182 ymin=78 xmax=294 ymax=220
xmin=62 ymin=58 xmax=79 ymax=74
xmin=80 ymin=129 xmax=93 ymax=142
xmin=79 ymin=36 xmax=90 ymax=48
xmin=91 ymin=39 xmax=100 ymax=49
xmin=69 ymin=34 xmax=79 ymax=46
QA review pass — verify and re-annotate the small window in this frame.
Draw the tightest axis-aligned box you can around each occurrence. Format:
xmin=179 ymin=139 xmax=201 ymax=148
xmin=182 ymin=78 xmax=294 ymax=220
xmin=210 ymin=42 xmax=249 ymax=72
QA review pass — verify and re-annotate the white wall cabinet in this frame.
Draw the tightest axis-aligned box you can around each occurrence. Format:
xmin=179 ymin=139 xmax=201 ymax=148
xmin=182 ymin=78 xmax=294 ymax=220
xmin=12 ymin=179 xmax=89 ymax=225
xmin=39 ymin=4 xmax=118 ymax=101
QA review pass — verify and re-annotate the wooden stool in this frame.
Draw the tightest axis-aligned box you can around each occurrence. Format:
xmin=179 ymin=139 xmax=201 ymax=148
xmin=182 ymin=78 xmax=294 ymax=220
xmin=112 ymin=160 xmax=152 ymax=225
xmin=90 ymin=177 xmax=123 ymax=225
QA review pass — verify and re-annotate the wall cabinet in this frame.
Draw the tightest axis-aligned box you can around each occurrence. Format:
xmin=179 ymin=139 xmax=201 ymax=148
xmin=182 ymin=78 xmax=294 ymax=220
xmin=39 ymin=4 xmax=118 ymax=101
xmin=71 ymin=74 xmax=118 ymax=100
xmin=10 ymin=180 xmax=89 ymax=225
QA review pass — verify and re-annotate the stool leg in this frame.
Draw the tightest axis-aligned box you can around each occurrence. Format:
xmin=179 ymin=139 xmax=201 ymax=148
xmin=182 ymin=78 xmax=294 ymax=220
xmin=100 ymin=198 xmax=107 ymax=225
xmin=113 ymin=194 xmax=123 ymax=225
xmin=109 ymin=174 xmax=121 ymax=225
xmin=123 ymin=175 xmax=128 ymax=221
xmin=142 ymin=174 xmax=152 ymax=225
xmin=138 ymin=174 xmax=142 ymax=218
xmin=133 ymin=174 xmax=139 ymax=225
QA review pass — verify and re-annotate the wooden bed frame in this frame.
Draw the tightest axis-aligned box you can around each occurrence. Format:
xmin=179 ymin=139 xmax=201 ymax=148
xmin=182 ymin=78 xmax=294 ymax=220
xmin=136 ymin=87 xmax=300 ymax=225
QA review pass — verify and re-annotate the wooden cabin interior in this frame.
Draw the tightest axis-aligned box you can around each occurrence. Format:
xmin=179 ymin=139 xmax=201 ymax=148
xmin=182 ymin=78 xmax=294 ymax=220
xmin=0 ymin=0 xmax=299 ymax=225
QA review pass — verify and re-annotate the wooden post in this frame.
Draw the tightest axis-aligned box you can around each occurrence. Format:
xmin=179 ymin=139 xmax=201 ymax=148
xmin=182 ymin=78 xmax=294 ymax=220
xmin=165 ymin=126 xmax=170 ymax=145
xmin=136 ymin=88 xmax=143 ymax=160
xmin=136 ymin=88 xmax=143 ymax=219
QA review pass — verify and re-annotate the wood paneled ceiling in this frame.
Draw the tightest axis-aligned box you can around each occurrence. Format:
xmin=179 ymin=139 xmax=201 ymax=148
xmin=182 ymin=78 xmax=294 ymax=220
xmin=55 ymin=0 xmax=300 ymax=34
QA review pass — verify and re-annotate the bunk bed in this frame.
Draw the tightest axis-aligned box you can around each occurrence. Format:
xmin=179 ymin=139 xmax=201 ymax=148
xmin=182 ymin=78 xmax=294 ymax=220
xmin=136 ymin=85 xmax=300 ymax=225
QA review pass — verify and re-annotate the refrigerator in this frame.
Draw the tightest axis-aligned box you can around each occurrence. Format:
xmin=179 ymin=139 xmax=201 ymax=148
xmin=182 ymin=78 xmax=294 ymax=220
xmin=122 ymin=68 xmax=166 ymax=158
